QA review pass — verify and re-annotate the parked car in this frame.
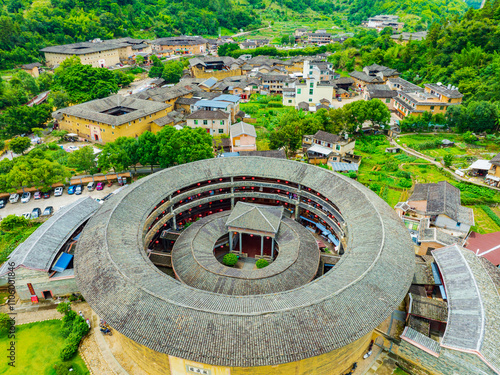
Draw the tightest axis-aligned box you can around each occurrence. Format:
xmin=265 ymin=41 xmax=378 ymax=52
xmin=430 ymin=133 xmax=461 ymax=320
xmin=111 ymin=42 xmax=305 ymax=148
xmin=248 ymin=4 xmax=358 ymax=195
xmin=67 ymin=185 xmax=76 ymax=195
xmin=42 ymin=191 xmax=50 ymax=199
xmin=75 ymin=185 xmax=83 ymax=195
xmin=42 ymin=206 xmax=54 ymax=216
xmin=117 ymin=176 xmax=123 ymax=186
xmin=54 ymin=187 xmax=64 ymax=196
xmin=9 ymin=194 xmax=19 ymax=204
xmin=96 ymin=182 xmax=105 ymax=191
xmin=337 ymin=97 xmax=342 ymax=102
xmin=87 ymin=182 xmax=96 ymax=191
xmin=22 ymin=212 xmax=31 ymax=220
xmin=34 ymin=191 xmax=42 ymax=200
xmin=21 ymin=192 xmax=31 ymax=203
xmin=31 ymin=208 xmax=41 ymax=219
xmin=0 ymin=198 xmax=7 ymax=209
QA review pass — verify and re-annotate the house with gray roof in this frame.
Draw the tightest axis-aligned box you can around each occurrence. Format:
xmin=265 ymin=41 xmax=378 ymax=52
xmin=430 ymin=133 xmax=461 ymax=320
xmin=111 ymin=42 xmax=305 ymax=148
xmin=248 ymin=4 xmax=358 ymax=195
xmin=186 ymin=109 xmax=231 ymax=135
xmin=408 ymin=181 xmax=474 ymax=234
xmin=350 ymin=64 xmax=400 ymax=88
xmin=304 ymin=130 xmax=357 ymax=166
xmin=0 ymin=197 xmax=100 ymax=300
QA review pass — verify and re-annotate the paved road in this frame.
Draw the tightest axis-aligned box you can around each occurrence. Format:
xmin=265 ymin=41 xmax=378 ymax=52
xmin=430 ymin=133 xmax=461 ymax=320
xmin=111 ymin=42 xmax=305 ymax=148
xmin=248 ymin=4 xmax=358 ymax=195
xmin=391 ymin=137 xmax=500 ymax=192
xmin=0 ymin=184 xmax=123 ymax=220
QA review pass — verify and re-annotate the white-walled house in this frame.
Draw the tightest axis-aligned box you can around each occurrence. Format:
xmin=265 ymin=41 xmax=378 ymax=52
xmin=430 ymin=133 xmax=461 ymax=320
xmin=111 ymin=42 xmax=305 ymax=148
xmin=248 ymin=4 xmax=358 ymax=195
xmin=186 ymin=109 xmax=231 ymax=135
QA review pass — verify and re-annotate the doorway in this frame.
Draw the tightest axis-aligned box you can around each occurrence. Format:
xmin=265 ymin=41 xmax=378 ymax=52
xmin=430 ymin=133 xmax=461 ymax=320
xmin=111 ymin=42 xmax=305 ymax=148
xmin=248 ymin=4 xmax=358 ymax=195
xmin=42 ymin=290 xmax=53 ymax=299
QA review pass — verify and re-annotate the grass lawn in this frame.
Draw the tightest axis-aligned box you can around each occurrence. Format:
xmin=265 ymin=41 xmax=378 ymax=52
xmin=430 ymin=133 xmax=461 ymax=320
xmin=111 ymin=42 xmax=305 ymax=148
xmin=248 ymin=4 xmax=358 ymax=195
xmin=469 ymin=206 xmax=500 ymax=234
xmin=0 ymin=320 xmax=89 ymax=375
xmin=393 ymin=368 xmax=410 ymax=375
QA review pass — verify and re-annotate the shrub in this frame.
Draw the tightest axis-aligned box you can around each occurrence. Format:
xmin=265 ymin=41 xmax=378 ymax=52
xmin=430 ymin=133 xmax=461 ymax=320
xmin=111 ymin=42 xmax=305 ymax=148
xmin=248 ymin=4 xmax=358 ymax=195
xmin=481 ymin=206 xmax=500 ymax=226
xmin=68 ymin=295 xmax=78 ymax=302
xmin=348 ymin=171 xmax=357 ymax=179
xmin=57 ymin=302 xmax=72 ymax=315
xmin=48 ymin=142 xmax=60 ymax=150
xmin=222 ymin=253 xmax=238 ymax=266
xmin=0 ymin=215 xmax=28 ymax=231
xmin=256 ymin=259 xmax=269 ymax=269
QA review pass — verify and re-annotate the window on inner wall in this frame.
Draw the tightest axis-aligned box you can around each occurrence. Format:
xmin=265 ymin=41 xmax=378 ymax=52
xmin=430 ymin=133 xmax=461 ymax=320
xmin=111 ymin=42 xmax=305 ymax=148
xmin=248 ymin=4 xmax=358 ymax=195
xmin=218 ymin=129 xmax=224 ymax=134
xmin=309 ymin=89 xmax=313 ymax=95
xmin=309 ymin=98 xmax=312 ymax=102
xmin=203 ymin=120 xmax=208 ymax=125
xmin=220 ymin=121 xmax=224 ymax=125
xmin=297 ymin=88 xmax=301 ymax=94
xmin=194 ymin=120 xmax=198 ymax=125
xmin=310 ymin=82 xmax=313 ymax=88
xmin=288 ymin=100 xmax=292 ymax=103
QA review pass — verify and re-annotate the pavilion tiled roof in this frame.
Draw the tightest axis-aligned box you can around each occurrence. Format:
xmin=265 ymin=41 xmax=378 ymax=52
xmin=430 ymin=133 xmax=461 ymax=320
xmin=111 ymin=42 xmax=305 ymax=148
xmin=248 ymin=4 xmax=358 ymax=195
xmin=226 ymin=202 xmax=283 ymax=234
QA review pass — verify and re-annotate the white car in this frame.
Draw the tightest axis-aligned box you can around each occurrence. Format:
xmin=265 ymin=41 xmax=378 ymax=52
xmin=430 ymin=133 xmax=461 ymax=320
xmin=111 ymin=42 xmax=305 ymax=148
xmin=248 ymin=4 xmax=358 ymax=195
xmin=54 ymin=187 xmax=64 ymax=196
xmin=9 ymin=193 xmax=19 ymax=203
xmin=21 ymin=212 xmax=31 ymax=220
xmin=21 ymin=192 xmax=31 ymax=203
xmin=67 ymin=145 xmax=79 ymax=152
xmin=87 ymin=182 xmax=96 ymax=191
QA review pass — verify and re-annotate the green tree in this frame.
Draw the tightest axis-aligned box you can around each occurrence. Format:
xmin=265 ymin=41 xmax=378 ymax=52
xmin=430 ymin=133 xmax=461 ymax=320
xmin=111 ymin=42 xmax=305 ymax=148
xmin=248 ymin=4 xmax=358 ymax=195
xmin=113 ymin=70 xmax=135 ymax=87
xmin=135 ymin=55 xmax=144 ymax=65
xmin=443 ymin=154 xmax=454 ymax=167
xmin=56 ymin=302 xmax=72 ymax=316
xmin=32 ymin=127 xmax=44 ymax=137
xmin=54 ymin=59 xmax=119 ymax=103
xmin=365 ymin=99 xmax=391 ymax=128
xmin=67 ymin=146 xmax=96 ymax=173
xmin=218 ymin=43 xmax=240 ymax=56
xmin=162 ymin=60 xmax=184 ymax=84
xmin=0 ymin=104 xmax=52 ymax=137
xmin=97 ymin=141 xmax=131 ymax=172
xmin=8 ymin=136 xmax=31 ymax=154
xmin=148 ymin=55 xmax=164 ymax=78
xmin=137 ymin=131 xmax=159 ymax=171
xmin=0 ymin=214 xmax=28 ymax=231
xmin=157 ymin=127 xmax=213 ymax=167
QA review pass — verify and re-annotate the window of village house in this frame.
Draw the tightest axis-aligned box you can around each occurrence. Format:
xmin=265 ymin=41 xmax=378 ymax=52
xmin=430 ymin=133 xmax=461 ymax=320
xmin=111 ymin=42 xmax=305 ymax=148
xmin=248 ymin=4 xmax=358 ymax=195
xmin=327 ymin=143 xmax=331 ymax=148
xmin=194 ymin=120 xmax=198 ymax=124
xmin=430 ymin=106 xmax=434 ymax=110
xmin=203 ymin=120 xmax=208 ymax=125
xmin=220 ymin=121 xmax=224 ymax=125
xmin=336 ymin=145 xmax=341 ymax=151
xmin=309 ymin=89 xmax=313 ymax=95
xmin=218 ymin=129 xmax=224 ymax=134
xmin=309 ymin=98 xmax=312 ymax=102
xmin=288 ymin=100 xmax=292 ymax=103
xmin=386 ymin=99 xmax=390 ymax=103
xmin=440 ymin=106 xmax=444 ymax=110
xmin=297 ymin=89 xmax=301 ymax=94
xmin=309 ymin=83 xmax=313 ymax=88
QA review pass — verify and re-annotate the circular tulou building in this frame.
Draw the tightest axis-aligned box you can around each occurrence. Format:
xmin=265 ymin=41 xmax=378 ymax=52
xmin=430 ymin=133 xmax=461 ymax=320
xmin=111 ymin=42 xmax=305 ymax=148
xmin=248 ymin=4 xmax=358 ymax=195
xmin=75 ymin=157 xmax=415 ymax=375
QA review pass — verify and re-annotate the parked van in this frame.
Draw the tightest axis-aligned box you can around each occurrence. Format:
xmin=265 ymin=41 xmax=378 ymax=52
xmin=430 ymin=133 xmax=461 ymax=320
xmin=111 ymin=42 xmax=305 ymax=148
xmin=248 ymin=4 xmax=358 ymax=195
xmin=87 ymin=182 xmax=96 ymax=191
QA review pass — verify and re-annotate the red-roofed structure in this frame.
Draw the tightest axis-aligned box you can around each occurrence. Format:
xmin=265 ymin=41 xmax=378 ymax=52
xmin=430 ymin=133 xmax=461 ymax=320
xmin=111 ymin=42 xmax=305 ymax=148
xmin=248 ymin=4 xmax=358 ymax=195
xmin=465 ymin=231 xmax=500 ymax=266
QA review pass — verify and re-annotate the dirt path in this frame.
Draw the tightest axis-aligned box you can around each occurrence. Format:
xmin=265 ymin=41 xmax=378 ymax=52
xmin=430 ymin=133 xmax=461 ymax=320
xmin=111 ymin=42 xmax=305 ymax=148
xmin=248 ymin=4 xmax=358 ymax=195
xmin=390 ymin=137 xmax=500 ymax=192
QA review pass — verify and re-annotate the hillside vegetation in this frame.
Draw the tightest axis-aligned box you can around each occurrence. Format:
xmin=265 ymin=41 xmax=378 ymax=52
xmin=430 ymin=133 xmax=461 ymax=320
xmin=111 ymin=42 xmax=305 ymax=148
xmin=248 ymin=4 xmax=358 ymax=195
xmin=0 ymin=0 xmax=260 ymax=68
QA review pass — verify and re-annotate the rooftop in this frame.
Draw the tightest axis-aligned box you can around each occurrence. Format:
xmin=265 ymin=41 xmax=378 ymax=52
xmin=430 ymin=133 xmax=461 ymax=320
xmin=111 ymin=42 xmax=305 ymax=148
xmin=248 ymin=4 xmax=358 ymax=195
xmin=226 ymin=202 xmax=283 ymax=234
xmin=432 ymin=245 xmax=500 ymax=374
xmin=313 ymin=130 xmax=342 ymax=144
xmin=186 ymin=109 xmax=229 ymax=120
xmin=0 ymin=197 xmax=99 ymax=276
xmin=425 ymin=84 xmax=463 ymax=99
xmin=41 ymin=40 xmax=129 ymax=55
xmin=53 ymin=95 xmax=169 ymax=126
xmin=465 ymin=231 xmax=500 ymax=266
xmin=230 ymin=122 xmax=256 ymax=138
xmin=74 ymin=157 xmax=415 ymax=367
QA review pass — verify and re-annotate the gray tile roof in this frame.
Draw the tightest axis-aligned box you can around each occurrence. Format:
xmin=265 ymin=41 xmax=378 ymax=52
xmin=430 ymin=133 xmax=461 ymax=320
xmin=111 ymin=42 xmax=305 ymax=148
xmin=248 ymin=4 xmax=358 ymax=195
xmin=349 ymin=70 xmax=384 ymax=83
xmin=314 ymin=130 xmax=341 ymax=144
xmin=490 ymin=152 xmax=500 ymax=166
xmin=418 ymin=218 xmax=461 ymax=246
xmin=409 ymin=181 xmax=473 ymax=225
xmin=240 ymin=150 xmax=286 ymax=159
xmin=226 ymin=202 xmax=283 ymax=234
xmin=53 ymin=95 xmax=170 ymax=126
xmin=41 ymin=41 xmax=129 ymax=54
xmin=401 ymin=327 xmax=441 ymax=355
xmin=172 ymin=213 xmax=319 ymax=295
xmin=230 ymin=122 xmax=256 ymax=138
xmin=432 ymin=245 xmax=500 ymax=374
xmin=186 ymin=109 xmax=229 ymax=120
xmin=74 ymin=157 xmax=415 ymax=367
xmin=409 ymin=293 xmax=448 ymax=322
xmin=130 ymin=86 xmax=193 ymax=103
xmin=0 ymin=197 xmax=99 ymax=276
xmin=412 ymin=260 xmax=435 ymax=285
xmin=425 ymin=84 xmax=463 ymax=99
xmin=366 ymin=84 xmax=397 ymax=98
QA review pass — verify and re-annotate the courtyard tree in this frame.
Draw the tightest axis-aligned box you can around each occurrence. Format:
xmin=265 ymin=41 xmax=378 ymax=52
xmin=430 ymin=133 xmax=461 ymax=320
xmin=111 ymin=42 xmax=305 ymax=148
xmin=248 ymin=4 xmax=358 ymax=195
xmin=222 ymin=253 xmax=238 ymax=267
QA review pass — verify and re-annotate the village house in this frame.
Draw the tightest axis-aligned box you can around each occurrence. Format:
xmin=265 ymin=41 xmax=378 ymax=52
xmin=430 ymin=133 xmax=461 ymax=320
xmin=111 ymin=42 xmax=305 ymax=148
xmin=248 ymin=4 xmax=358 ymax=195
xmin=186 ymin=109 xmax=231 ymax=135
xmin=386 ymin=77 xmax=423 ymax=92
xmin=230 ymin=122 xmax=257 ymax=152
xmin=362 ymin=15 xmax=404 ymax=32
xmin=259 ymin=74 xmax=291 ymax=95
xmin=486 ymin=152 xmax=500 ymax=187
xmin=21 ymin=62 xmax=42 ymax=78
xmin=52 ymin=95 xmax=170 ymax=143
xmin=41 ymin=37 xmax=152 ymax=68
xmin=303 ymin=130 xmax=357 ymax=167
xmin=192 ymin=94 xmax=240 ymax=123
xmin=364 ymin=84 xmax=397 ymax=109
xmin=350 ymin=64 xmax=400 ymax=88
xmin=307 ymin=32 xmax=332 ymax=45
xmin=189 ymin=56 xmax=242 ymax=79
xmin=151 ymin=36 xmax=207 ymax=55
xmin=392 ymin=83 xmax=463 ymax=119
xmin=294 ymin=28 xmax=309 ymax=42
